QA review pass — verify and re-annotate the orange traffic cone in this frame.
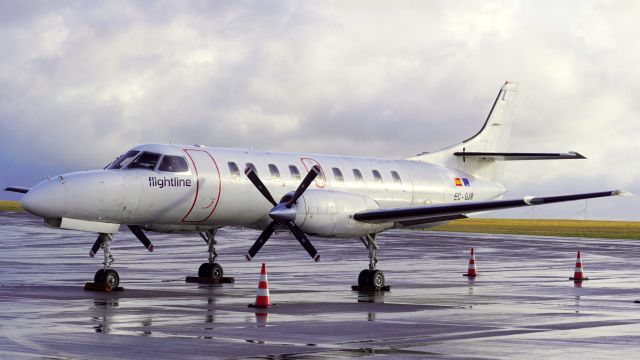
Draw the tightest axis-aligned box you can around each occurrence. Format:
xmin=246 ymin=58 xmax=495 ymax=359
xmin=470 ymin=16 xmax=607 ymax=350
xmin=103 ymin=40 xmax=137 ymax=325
xmin=249 ymin=263 xmax=273 ymax=308
xmin=569 ymin=251 xmax=589 ymax=281
xmin=463 ymin=248 xmax=477 ymax=277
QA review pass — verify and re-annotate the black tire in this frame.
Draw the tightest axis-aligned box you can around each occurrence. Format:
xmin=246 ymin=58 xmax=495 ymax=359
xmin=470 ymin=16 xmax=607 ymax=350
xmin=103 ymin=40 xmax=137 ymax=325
xmin=94 ymin=269 xmax=106 ymax=283
xmin=370 ymin=270 xmax=385 ymax=289
xmin=103 ymin=269 xmax=119 ymax=289
xmin=198 ymin=263 xmax=212 ymax=277
xmin=358 ymin=269 xmax=371 ymax=287
xmin=210 ymin=263 xmax=224 ymax=282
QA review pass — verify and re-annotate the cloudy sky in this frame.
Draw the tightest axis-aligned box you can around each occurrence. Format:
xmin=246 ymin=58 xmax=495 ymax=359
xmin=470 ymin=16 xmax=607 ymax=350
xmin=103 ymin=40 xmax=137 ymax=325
xmin=1 ymin=1 xmax=638 ymax=220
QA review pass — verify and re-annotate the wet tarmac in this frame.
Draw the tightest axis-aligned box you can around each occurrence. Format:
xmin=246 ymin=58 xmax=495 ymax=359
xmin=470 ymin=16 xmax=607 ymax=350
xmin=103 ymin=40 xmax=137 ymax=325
xmin=1 ymin=211 xmax=639 ymax=359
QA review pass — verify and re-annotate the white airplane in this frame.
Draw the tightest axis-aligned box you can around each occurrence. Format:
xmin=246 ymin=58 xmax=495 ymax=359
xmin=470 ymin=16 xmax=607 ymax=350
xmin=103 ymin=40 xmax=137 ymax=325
xmin=5 ymin=82 xmax=629 ymax=290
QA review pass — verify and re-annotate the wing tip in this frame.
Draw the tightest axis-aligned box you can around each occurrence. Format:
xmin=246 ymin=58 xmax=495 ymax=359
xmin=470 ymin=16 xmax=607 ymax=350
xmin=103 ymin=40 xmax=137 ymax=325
xmin=612 ymin=190 xmax=633 ymax=196
xmin=568 ymin=151 xmax=587 ymax=159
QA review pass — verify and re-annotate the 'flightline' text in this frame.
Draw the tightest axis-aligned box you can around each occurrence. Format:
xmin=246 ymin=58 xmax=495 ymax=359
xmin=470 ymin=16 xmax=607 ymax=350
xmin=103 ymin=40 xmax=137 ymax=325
xmin=149 ymin=177 xmax=192 ymax=188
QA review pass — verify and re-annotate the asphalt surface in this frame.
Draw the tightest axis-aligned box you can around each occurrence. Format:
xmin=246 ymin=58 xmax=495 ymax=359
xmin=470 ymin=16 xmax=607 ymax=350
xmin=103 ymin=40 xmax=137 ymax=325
xmin=0 ymin=211 xmax=639 ymax=359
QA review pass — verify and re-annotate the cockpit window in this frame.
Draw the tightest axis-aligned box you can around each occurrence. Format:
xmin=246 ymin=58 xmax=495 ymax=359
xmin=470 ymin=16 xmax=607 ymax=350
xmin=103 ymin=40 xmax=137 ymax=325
xmin=107 ymin=150 xmax=140 ymax=169
xmin=158 ymin=155 xmax=189 ymax=172
xmin=128 ymin=152 xmax=162 ymax=170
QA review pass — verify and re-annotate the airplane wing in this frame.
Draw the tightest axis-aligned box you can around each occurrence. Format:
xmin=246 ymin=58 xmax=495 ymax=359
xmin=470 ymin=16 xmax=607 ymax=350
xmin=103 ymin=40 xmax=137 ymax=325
xmin=4 ymin=186 xmax=30 ymax=194
xmin=353 ymin=190 xmax=630 ymax=226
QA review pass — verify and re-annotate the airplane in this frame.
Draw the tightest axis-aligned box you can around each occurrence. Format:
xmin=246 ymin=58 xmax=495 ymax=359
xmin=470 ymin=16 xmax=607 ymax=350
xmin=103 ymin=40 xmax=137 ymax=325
xmin=5 ymin=82 xmax=630 ymax=290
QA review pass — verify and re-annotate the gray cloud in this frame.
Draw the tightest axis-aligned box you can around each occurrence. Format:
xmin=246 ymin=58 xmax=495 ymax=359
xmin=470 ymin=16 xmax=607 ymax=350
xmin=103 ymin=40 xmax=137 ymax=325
xmin=1 ymin=1 xmax=638 ymax=219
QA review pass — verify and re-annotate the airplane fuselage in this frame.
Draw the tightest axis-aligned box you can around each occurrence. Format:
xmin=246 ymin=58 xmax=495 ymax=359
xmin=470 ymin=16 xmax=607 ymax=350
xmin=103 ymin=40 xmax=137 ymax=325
xmin=22 ymin=143 xmax=506 ymax=236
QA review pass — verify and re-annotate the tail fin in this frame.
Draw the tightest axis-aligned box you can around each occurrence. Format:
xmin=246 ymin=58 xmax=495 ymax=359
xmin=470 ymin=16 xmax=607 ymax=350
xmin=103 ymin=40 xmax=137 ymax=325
xmin=409 ymin=82 xmax=518 ymax=182
xmin=410 ymin=82 xmax=585 ymax=182
xmin=459 ymin=81 xmax=517 ymax=153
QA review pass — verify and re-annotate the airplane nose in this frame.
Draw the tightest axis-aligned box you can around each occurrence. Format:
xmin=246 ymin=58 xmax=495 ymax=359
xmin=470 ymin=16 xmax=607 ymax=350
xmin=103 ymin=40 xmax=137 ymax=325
xmin=21 ymin=177 xmax=67 ymax=218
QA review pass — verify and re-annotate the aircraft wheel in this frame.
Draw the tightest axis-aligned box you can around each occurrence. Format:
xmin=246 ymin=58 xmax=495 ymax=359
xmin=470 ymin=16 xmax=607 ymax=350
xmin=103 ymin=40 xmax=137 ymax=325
xmin=198 ymin=263 xmax=212 ymax=277
xmin=210 ymin=263 xmax=223 ymax=282
xmin=103 ymin=269 xmax=120 ymax=289
xmin=94 ymin=269 xmax=106 ymax=283
xmin=358 ymin=269 xmax=371 ymax=287
xmin=370 ymin=270 xmax=385 ymax=289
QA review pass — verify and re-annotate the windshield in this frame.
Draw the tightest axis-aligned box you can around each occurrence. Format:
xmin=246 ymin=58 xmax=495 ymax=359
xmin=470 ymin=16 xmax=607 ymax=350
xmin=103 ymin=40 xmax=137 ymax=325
xmin=107 ymin=150 xmax=140 ymax=169
xmin=158 ymin=155 xmax=189 ymax=172
xmin=128 ymin=152 xmax=162 ymax=170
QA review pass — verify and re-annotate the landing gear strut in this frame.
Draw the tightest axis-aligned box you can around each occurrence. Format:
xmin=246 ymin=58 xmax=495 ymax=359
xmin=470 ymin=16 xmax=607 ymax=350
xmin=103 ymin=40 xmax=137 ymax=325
xmin=86 ymin=233 xmax=121 ymax=291
xmin=354 ymin=234 xmax=389 ymax=291
xmin=187 ymin=229 xmax=234 ymax=284
xmin=198 ymin=229 xmax=223 ymax=281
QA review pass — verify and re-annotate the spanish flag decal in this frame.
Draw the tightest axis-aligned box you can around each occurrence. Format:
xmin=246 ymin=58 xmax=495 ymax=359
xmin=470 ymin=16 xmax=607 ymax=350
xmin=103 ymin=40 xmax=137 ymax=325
xmin=454 ymin=178 xmax=470 ymax=187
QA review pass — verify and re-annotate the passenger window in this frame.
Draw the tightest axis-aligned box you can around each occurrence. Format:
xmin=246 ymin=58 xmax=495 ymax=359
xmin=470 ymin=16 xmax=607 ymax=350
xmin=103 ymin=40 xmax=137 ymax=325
xmin=228 ymin=161 xmax=240 ymax=178
xmin=332 ymin=167 xmax=344 ymax=182
xmin=289 ymin=165 xmax=301 ymax=180
xmin=246 ymin=162 xmax=258 ymax=175
xmin=269 ymin=164 xmax=280 ymax=179
xmin=129 ymin=152 xmax=161 ymax=170
xmin=158 ymin=155 xmax=189 ymax=172
xmin=108 ymin=150 xmax=139 ymax=169
xmin=372 ymin=170 xmax=383 ymax=183
xmin=391 ymin=171 xmax=402 ymax=184
xmin=353 ymin=169 xmax=364 ymax=182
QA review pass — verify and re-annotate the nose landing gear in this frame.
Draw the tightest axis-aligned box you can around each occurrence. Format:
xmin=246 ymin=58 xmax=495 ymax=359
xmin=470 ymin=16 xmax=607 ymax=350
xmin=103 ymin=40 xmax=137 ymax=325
xmin=85 ymin=233 xmax=123 ymax=292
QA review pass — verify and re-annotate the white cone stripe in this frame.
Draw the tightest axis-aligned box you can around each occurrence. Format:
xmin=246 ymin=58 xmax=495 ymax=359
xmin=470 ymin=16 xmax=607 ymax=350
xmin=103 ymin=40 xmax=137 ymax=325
xmin=257 ymin=289 xmax=270 ymax=296
xmin=260 ymin=274 xmax=268 ymax=281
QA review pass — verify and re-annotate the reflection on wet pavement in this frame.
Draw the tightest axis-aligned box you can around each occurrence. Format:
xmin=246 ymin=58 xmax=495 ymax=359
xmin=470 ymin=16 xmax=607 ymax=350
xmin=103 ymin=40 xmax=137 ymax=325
xmin=1 ymin=211 xmax=639 ymax=359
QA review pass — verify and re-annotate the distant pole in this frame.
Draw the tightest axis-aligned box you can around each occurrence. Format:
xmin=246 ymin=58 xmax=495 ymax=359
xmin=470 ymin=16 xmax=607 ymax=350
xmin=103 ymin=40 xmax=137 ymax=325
xmin=576 ymin=200 xmax=588 ymax=221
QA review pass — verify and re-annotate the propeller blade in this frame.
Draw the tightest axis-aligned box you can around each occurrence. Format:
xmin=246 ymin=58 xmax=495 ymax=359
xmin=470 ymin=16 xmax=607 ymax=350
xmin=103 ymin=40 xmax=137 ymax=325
xmin=286 ymin=165 xmax=321 ymax=208
xmin=244 ymin=167 xmax=277 ymax=206
xmin=246 ymin=221 xmax=278 ymax=261
xmin=286 ymin=220 xmax=320 ymax=262
xmin=128 ymin=225 xmax=155 ymax=252
xmin=89 ymin=236 xmax=102 ymax=257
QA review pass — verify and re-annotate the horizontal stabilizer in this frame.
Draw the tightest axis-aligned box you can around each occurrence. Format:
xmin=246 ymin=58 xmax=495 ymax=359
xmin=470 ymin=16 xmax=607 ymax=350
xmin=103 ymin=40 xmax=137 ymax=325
xmin=354 ymin=190 xmax=630 ymax=225
xmin=453 ymin=151 xmax=586 ymax=161
xmin=4 ymin=186 xmax=30 ymax=194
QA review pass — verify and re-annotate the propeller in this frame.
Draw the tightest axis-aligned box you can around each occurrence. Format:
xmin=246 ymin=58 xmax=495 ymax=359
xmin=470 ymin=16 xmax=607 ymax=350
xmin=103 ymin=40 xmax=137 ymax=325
xmin=244 ymin=165 xmax=322 ymax=262
xmin=127 ymin=225 xmax=155 ymax=252
xmin=89 ymin=235 xmax=102 ymax=257
xmin=89 ymin=225 xmax=154 ymax=257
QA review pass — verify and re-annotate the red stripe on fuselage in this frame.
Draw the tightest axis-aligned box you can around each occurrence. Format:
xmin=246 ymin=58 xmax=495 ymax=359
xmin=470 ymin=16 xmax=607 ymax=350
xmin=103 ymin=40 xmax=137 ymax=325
xmin=181 ymin=149 xmax=222 ymax=223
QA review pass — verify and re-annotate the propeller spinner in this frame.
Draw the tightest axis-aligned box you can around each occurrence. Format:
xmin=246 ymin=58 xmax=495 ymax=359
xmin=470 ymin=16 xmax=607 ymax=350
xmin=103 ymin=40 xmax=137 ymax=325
xmin=244 ymin=165 xmax=322 ymax=262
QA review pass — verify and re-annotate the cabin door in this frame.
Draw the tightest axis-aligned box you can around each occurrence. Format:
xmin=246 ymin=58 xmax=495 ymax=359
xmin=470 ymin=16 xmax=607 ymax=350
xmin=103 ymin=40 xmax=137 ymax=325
xmin=182 ymin=149 xmax=221 ymax=222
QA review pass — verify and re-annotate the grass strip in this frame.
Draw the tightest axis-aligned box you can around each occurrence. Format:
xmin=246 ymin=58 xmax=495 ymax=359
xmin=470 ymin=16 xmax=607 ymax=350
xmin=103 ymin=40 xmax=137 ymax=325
xmin=0 ymin=201 xmax=23 ymax=212
xmin=433 ymin=218 xmax=640 ymax=240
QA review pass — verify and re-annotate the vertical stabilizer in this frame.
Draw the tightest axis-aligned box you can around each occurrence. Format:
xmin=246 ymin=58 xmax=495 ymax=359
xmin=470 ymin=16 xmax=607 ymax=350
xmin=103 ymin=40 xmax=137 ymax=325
xmin=409 ymin=82 xmax=519 ymax=182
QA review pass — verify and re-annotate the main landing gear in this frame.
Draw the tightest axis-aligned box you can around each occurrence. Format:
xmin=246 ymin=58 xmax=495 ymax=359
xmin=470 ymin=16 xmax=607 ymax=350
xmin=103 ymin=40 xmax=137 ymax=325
xmin=353 ymin=234 xmax=390 ymax=291
xmin=85 ymin=233 xmax=122 ymax=291
xmin=187 ymin=229 xmax=234 ymax=284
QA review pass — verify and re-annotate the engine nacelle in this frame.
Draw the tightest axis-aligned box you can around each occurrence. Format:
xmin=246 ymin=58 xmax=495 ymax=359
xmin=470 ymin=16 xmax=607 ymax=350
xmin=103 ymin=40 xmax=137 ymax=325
xmin=293 ymin=190 xmax=391 ymax=237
